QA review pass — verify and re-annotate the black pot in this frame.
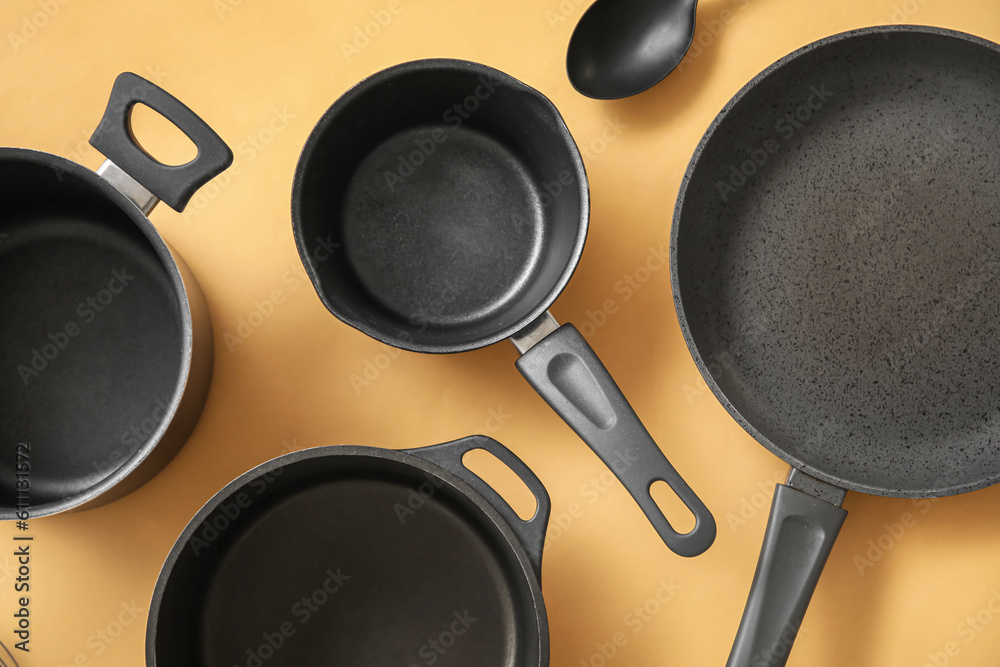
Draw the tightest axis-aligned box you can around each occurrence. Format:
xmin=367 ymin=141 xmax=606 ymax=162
xmin=0 ymin=73 xmax=232 ymax=518
xmin=147 ymin=436 xmax=550 ymax=666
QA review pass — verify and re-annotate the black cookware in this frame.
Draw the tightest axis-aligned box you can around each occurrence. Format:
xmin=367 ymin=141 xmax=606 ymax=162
xmin=147 ymin=436 xmax=550 ymax=666
xmin=671 ymin=25 xmax=1000 ymax=666
xmin=292 ymin=58 xmax=715 ymax=557
xmin=0 ymin=73 xmax=232 ymax=518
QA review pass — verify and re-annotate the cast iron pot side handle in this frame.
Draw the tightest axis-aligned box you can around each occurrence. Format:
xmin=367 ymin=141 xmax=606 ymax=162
xmin=727 ymin=483 xmax=848 ymax=667
xmin=407 ymin=435 xmax=551 ymax=581
xmin=89 ymin=72 xmax=233 ymax=212
xmin=515 ymin=323 xmax=716 ymax=557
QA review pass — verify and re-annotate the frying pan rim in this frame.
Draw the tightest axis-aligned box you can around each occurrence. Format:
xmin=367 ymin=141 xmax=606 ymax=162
xmin=290 ymin=57 xmax=590 ymax=354
xmin=0 ymin=147 xmax=195 ymax=518
xmin=669 ymin=24 xmax=1000 ymax=499
xmin=145 ymin=443 xmax=548 ymax=666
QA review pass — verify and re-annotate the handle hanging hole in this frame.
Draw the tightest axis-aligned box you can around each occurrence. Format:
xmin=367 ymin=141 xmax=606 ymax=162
xmin=128 ymin=103 xmax=198 ymax=166
xmin=650 ymin=480 xmax=697 ymax=534
xmin=462 ymin=448 xmax=538 ymax=521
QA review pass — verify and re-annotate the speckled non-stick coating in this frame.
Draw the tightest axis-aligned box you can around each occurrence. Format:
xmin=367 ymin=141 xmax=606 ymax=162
xmin=672 ymin=26 xmax=1000 ymax=498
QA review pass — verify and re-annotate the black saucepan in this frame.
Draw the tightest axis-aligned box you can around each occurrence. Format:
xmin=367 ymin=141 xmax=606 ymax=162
xmin=0 ymin=73 xmax=232 ymax=518
xmin=147 ymin=436 xmax=550 ymax=666
xmin=292 ymin=58 xmax=715 ymax=557
xmin=671 ymin=26 xmax=1000 ymax=665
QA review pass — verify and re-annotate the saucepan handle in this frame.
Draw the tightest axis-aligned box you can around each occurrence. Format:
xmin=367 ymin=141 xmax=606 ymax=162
xmin=727 ymin=483 xmax=848 ymax=667
xmin=406 ymin=435 xmax=550 ymax=580
xmin=90 ymin=72 xmax=233 ymax=212
xmin=515 ymin=322 xmax=715 ymax=557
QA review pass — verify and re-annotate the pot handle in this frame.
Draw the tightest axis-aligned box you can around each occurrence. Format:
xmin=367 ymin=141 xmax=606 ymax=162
xmin=515 ymin=322 xmax=715 ymax=557
xmin=406 ymin=435 xmax=550 ymax=581
xmin=726 ymin=483 xmax=848 ymax=667
xmin=90 ymin=72 xmax=233 ymax=212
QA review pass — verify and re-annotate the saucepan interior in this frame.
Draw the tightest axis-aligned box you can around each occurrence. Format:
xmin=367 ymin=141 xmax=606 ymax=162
xmin=293 ymin=59 xmax=588 ymax=353
xmin=0 ymin=153 xmax=189 ymax=517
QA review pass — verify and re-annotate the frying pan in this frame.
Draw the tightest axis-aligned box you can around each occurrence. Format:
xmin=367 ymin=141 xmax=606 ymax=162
xmin=0 ymin=73 xmax=232 ymax=518
xmin=671 ymin=25 xmax=1000 ymax=665
xmin=292 ymin=58 xmax=715 ymax=557
xmin=147 ymin=436 xmax=550 ymax=666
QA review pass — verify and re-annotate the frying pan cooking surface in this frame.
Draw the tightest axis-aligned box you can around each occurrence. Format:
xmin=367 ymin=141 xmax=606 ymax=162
xmin=673 ymin=26 xmax=1000 ymax=496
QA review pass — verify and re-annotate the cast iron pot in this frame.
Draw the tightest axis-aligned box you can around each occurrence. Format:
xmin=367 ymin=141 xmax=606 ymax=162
xmin=0 ymin=73 xmax=232 ymax=518
xmin=671 ymin=25 xmax=1000 ymax=666
xmin=147 ymin=436 xmax=550 ymax=666
xmin=291 ymin=58 xmax=715 ymax=557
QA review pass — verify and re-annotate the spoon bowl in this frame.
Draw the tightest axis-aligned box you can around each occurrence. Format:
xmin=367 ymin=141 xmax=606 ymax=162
xmin=567 ymin=0 xmax=699 ymax=99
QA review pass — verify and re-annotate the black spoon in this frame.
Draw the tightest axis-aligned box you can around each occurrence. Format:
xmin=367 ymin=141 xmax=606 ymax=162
xmin=567 ymin=0 xmax=699 ymax=99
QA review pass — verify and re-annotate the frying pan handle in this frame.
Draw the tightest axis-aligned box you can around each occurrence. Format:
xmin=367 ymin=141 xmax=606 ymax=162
xmin=406 ymin=435 xmax=551 ymax=581
xmin=727 ymin=483 xmax=848 ymax=667
xmin=90 ymin=72 xmax=233 ymax=212
xmin=515 ymin=323 xmax=716 ymax=557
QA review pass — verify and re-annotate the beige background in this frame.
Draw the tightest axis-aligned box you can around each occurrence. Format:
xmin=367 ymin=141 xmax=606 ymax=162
xmin=2 ymin=0 xmax=1000 ymax=665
